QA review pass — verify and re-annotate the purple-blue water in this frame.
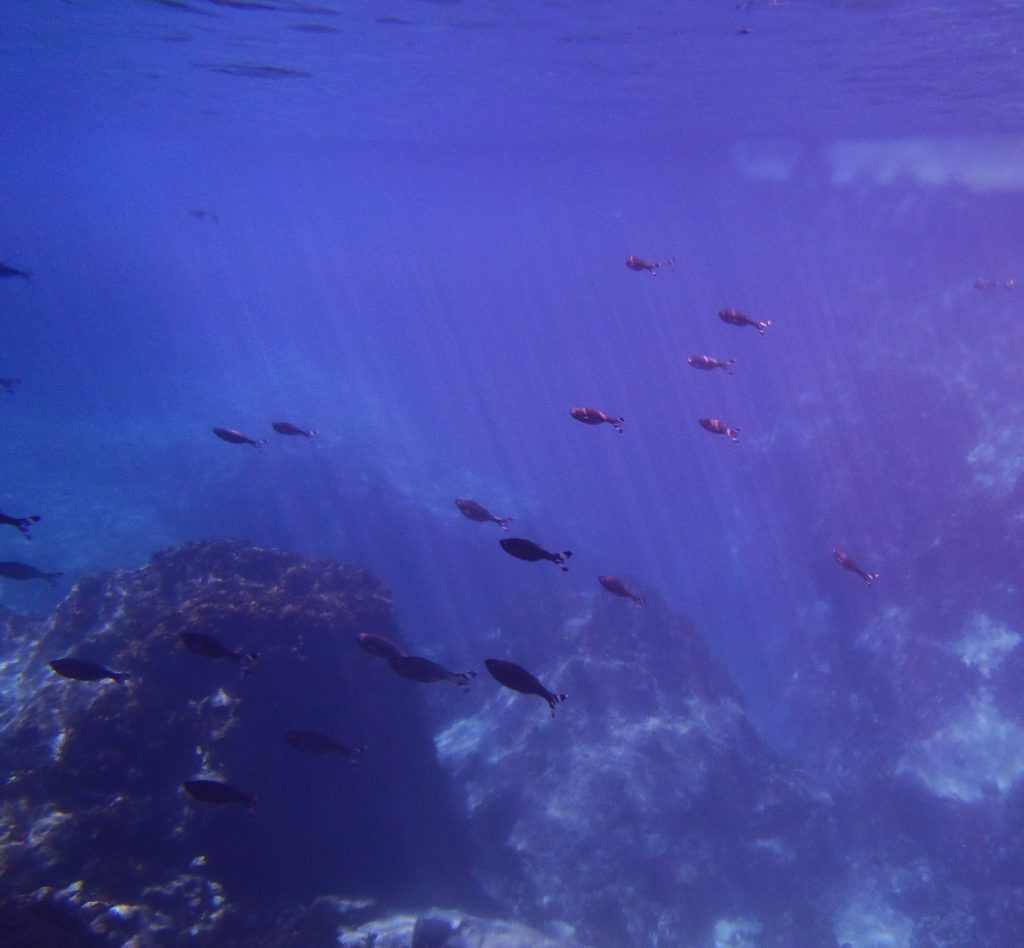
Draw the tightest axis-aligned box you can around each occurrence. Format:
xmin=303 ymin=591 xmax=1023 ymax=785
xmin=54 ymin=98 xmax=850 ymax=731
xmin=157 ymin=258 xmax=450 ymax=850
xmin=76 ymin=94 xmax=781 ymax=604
xmin=3 ymin=2 xmax=1024 ymax=945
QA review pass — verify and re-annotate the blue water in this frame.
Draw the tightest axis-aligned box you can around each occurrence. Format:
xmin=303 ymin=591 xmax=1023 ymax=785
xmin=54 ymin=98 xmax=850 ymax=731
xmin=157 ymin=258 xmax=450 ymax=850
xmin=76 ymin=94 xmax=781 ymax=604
xmin=3 ymin=2 xmax=1024 ymax=945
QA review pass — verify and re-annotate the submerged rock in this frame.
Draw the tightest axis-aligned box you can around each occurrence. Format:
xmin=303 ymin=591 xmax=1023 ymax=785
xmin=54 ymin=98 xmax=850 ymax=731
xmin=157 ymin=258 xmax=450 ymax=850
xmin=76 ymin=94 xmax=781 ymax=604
xmin=0 ymin=540 xmax=474 ymax=945
xmin=337 ymin=908 xmax=587 ymax=948
xmin=437 ymin=597 xmax=837 ymax=945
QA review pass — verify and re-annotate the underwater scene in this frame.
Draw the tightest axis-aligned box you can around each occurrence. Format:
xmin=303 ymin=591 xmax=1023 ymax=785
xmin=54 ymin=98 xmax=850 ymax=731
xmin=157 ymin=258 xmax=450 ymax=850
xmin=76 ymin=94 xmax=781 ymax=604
xmin=3 ymin=1 xmax=1024 ymax=946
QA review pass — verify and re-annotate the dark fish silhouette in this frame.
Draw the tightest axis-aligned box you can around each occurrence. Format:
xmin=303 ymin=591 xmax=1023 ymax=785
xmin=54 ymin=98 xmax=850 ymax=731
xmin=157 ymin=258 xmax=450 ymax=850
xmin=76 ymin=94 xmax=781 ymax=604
xmin=182 ymin=779 xmax=257 ymax=811
xmin=484 ymin=659 xmax=567 ymax=716
xmin=0 ymin=561 xmax=62 ymax=584
xmin=625 ymin=255 xmax=672 ymax=274
xmin=286 ymin=730 xmax=366 ymax=761
xmin=0 ymin=510 xmax=40 ymax=539
xmin=455 ymin=498 xmax=512 ymax=530
xmin=212 ymin=427 xmax=267 ymax=448
xmin=688 ymin=355 xmax=735 ymax=374
xmin=189 ymin=208 xmax=220 ymax=225
xmin=719 ymin=308 xmax=770 ymax=335
xmin=570 ymin=406 xmax=623 ymax=433
xmin=0 ymin=263 xmax=30 ymax=281
xmin=49 ymin=657 xmax=127 ymax=685
xmin=698 ymin=418 xmax=740 ymax=443
xmin=499 ymin=538 xmax=573 ymax=571
xmin=356 ymin=631 xmax=406 ymax=660
xmin=272 ymin=421 xmax=318 ymax=438
xmin=388 ymin=655 xmax=477 ymax=690
xmin=974 ymin=277 xmax=1015 ymax=291
xmin=0 ymin=377 xmax=21 ymax=394
xmin=180 ymin=631 xmax=259 ymax=673
xmin=598 ymin=575 xmax=643 ymax=605
xmin=832 ymin=547 xmax=879 ymax=583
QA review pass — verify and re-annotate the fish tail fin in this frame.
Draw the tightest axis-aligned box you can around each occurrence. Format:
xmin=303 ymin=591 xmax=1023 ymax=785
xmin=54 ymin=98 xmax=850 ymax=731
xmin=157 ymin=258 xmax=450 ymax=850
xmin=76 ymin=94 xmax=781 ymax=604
xmin=731 ymin=429 xmax=740 ymax=443
xmin=614 ymin=417 xmax=625 ymax=432
xmin=309 ymin=430 xmax=320 ymax=438
xmin=496 ymin=517 xmax=512 ymax=530
xmin=726 ymin=360 xmax=736 ymax=374
xmin=350 ymin=744 xmax=368 ymax=764
xmin=866 ymin=572 xmax=879 ymax=582
xmin=633 ymin=596 xmax=644 ymax=606
xmin=112 ymin=672 xmax=129 ymax=686
xmin=257 ymin=439 xmax=269 ymax=448
xmin=20 ymin=271 xmax=31 ymax=282
xmin=240 ymin=653 xmax=260 ymax=677
xmin=457 ymin=670 xmax=477 ymax=689
xmin=247 ymin=794 xmax=260 ymax=816
xmin=47 ymin=571 xmax=63 ymax=585
xmin=758 ymin=320 xmax=771 ymax=335
xmin=548 ymin=692 xmax=568 ymax=716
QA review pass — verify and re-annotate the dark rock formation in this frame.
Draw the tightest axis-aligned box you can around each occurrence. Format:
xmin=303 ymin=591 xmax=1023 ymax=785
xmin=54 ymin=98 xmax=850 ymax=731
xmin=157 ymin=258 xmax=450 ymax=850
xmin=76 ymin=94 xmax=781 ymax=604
xmin=0 ymin=540 xmax=475 ymax=945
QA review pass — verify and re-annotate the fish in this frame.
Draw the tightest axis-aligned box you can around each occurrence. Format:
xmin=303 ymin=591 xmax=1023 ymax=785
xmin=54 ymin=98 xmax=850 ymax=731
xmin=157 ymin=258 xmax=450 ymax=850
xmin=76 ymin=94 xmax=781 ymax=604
xmin=484 ymin=659 xmax=567 ymax=716
xmin=0 ymin=263 xmax=30 ymax=281
xmin=598 ymin=575 xmax=644 ymax=605
xmin=285 ymin=730 xmax=366 ymax=761
xmin=718 ymin=308 xmax=771 ymax=335
xmin=0 ymin=561 xmax=62 ymax=584
xmin=499 ymin=538 xmax=573 ymax=571
xmin=182 ymin=779 xmax=257 ymax=811
xmin=387 ymin=655 xmax=477 ymax=690
xmin=973 ymin=277 xmax=1015 ymax=291
xmin=48 ymin=657 xmax=127 ymax=685
xmin=272 ymin=421 xmax=318 ymax=438
xmin=0 ymin=510 xmax=40 ymax=540
xmin=356 ymin=631 xmax=406 ymax=660
xmin=189 ymin=208 xmax=220 ymax=224
xmin=570 ymin=406 xmax=624 ymax=433
xmin=625 ymin=255 xmax=672 ymax=274
xmin=212 ymin=427 xmax=267 ymax=448
xmin=180 ymin=631 xmax=259 ymax=673
xmin=687 ymin=355 xmax=735 ymax=374
xmin=698 ymin=418 xmax=740 ymax=443
xmin=455 ymin=498 xmax=512 ymax=530
xmin=832 ymin=547 xmax=879 ymax=583
xmin=0 ymin=377 xmax=21 ymax=394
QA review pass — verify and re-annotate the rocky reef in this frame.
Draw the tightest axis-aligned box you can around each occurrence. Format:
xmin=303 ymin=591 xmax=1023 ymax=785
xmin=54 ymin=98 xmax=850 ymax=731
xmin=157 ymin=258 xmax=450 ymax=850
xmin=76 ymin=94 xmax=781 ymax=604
xmin=0 ymin=540 xmax=476 ymax=946
xmin=437 ymin=595 xmax=839 ymax=946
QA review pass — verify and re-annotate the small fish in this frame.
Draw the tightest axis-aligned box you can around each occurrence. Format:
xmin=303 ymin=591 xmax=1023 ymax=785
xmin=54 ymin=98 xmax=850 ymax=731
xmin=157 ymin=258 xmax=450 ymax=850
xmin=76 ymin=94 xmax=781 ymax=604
xmin=598 ymin=575 xmax=644 ymax=605
xmin=189 ymin=208 xmax=220 ymax=225
xmin=0 ymin=377 xmax=21 ymax=394
xmin=0 ymin=263 xmax=30 ymax=281
xmin=698 ymin=418 xmax=740 ymax=443
xmin=285 ymin=730 xmax=366 ymax=762
xmin=272 ymin=421 xmax=318 ymax=438
xmin=356 ymin=631 xmax=406 ymax=660
xmin=484 ymin=659 xmax=567 ymax=716
xmin=180 ymin=631 xmax=259 ymax=673
xmin=387 ymin=654 xmax=477 ymax=690
xmin=973 ymin=277 xmax=1015 ymax=292
xmin=687 ymin=355 xmax=735 ymax=374
xmin=570 ymin=406 xmax=624 ymax=433
xmin=718 ymin=308 xmax=771 ymax=335
xmin=182 ymin=779 xmax=257 ymax=811
xmin=212 ymin=427 xmax=267 ymax=448
xmin=49 ymin=657 xmax=127 ymax=685
xmin=832 ymin=547 xmax=879 ymax=583
xmin=625 ymin=255 xmax=672 ymax=275
xmin=499 ymin=538 xmax=573 ymax=571
xmin=455 ymin=498 xmax=512 ymax=530
xmin=0 ymin=561 xmax=62 ymax=584
xmin=0 ymin=510 xmax=40 ymax=540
